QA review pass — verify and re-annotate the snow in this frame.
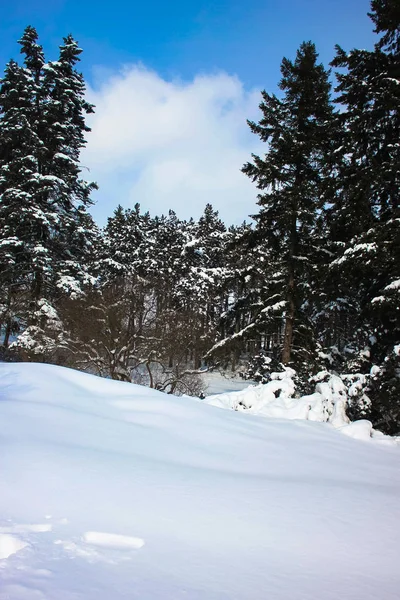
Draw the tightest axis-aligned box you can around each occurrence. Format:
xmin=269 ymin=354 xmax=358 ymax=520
xmin=54 ymin=152 xmax=74 ymax=162
xmin=0 ymin=524 xmax=52 ymax=534
xmin=338 ymin=419 xmax=374 ymax=441
xmin=385 ymin=278 xmax=400 ymax=291
xmin=0 ymin=362 xmax=400 ymax=599
xmin=202 ymin=370 xmax=254 ymax=395
xmin=203 ymin=369 xmax=398 ymax=445
xmin=0 ymin=535 xmax=28 ymax=560
xmin=56 ymin=275 xmax=84 ymax=299
xmin=261 ymin=299 xmax=286 ymax=313
xmin=371 ymin=295 xmax=386 ymax=304
xmin=82 ymin=532 xmax=145 ymax=550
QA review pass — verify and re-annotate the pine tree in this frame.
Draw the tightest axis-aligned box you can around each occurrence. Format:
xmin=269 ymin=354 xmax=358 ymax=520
xmin=101 ymin=204 xmax=147 ymax=279
xmin=42 ymin=35 xmax=96 ymax=212
xmin=0 ymin=27 xmax=98 ymax=357
xmin=38 ymin=33 xmax=98 ymax=296
xmin=333 ymin=2 xmax=400 ymax=329
xmin=0 ymin=59 xmax=35 ymax=345
xmin=0 ymin=40 xmax=48 ymax=346
xmin=177 ymin=204 xmax=229 ymax=367
xmin=204 ymin=219 xmax=280 ymax=371
xmin=16 ymin=26 xmax=51 ymax=304
xmin=242 ymin=42 xmax=336 ymax=368
xmin=328 ymin=0 xmax=400 ymax=431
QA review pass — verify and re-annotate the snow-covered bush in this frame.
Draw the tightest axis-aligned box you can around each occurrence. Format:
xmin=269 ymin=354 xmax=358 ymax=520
xmin=11 ymin=299 xmax=68 ymax=362
xmin=206 ymin=367 xmax=350 ymax=426
xmin=241 ymin=351 xmax=278 ymax=384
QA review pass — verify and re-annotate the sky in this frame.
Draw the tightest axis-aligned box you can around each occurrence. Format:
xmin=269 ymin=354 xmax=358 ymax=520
xmin=0 ymin=0 xmax=377 ymax=226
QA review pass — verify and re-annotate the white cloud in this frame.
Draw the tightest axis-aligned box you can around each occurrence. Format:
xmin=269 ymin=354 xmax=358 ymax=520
xmin=82 ymin=65 xmax=264 ymax=225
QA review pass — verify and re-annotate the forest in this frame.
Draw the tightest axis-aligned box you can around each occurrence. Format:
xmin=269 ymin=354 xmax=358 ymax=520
xmin=0 ymin=0 xmax=399 ymax=433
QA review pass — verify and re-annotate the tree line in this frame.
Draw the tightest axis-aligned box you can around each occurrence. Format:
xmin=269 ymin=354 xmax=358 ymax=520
xmin=0 ymin=1 xmax=399 ymax=432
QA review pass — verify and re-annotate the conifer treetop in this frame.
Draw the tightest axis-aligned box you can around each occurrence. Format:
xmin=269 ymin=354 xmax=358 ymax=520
xmin=369 ymin=0 xmax=400 ymax=53
xmin=18 ymin=26 xmax=45 ymax=74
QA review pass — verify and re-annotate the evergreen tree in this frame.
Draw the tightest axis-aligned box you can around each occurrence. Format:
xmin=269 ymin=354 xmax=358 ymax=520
xmin=42 ymin=35 xmax=96 ymax=212
xmin=16 ymin=26 xmax=51 ymax=304
xmin=177 ymin=204 xmax=230 ymax=367
xmin=328 ymin=0 xmax=400 ymax=430
xmin=0 ymin=58 xmax=40 ymax=346
xmin=37 ymin=33 xmax=98 ymax=297
xmin=242 ymin=42 xmax=336 ymax=368
xmin=101 ymin=203 xmax=149 ymax=279
xmin=0 ymin=27 xmax=97 ymax=356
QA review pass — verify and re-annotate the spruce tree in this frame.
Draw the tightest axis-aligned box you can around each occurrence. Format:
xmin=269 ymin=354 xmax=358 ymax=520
xmin=177 ymin=204 xmax=229 ymax=367
xmin=0 ymin=58 xmax=40 ymax=346
xmin=0 ymin=27 xmax=98 ymax=356
xmin=329 ymin=0 xmax=400 ymax=431
xmin=42 ymin=35 xmax=96 ymax=212
xmin=102 ymin=204 xmax=143 ymax=279
xmin=39 ymin=34 xmax=98 ymax=296
xmin=242 ymin=42 xmax=336 ymax=368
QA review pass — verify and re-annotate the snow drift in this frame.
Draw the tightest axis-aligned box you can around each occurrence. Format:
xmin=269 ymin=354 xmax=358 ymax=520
xmin=204 ymin=367 xmax=399 ymax=444
xmin=0 ymin=362 xmax=399 ymax=600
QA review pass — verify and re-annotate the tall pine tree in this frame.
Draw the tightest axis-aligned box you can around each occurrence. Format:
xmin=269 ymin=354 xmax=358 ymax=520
xmin=0 ymin=27 xmax=97 ymax=357
xmin=329 ymin=0 xmax=400 ymax=431
xmin=242 ymin=42 xmax=336 ymax=368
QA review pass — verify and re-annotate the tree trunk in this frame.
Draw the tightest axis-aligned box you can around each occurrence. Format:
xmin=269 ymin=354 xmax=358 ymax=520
xmin=3 ymin=318 xmax=11 ymax=348
xmin=281 ymin=269 xmax=295 ymax=364
xmin=2 ymin=293 xmax=12 ymax=348
xmin=282 ymin=188 xmax=298 ymax=365
xmin=32 ymin=271 xmax=43 ymax=301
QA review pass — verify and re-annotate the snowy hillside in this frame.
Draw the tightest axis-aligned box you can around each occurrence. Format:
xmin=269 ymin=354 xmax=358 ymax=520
xmin=0 ymin=363 xmax=399 ymax=600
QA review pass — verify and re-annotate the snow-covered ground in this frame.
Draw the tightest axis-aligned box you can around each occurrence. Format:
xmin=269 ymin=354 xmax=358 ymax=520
xmin=203 ymin=367 xmax=400 ymax=445
xmin=201 ymin=370 xmax=254 ymax=395
xmin=0 ymin=363 xmax=399 ymax=600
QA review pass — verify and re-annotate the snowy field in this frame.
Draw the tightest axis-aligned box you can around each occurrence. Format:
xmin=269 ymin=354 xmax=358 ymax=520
xmin=0 ymin=363 xmax=399 ymax=600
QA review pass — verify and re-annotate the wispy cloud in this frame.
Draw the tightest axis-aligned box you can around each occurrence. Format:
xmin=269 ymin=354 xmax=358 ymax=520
xmin=83 ymin=65 xmax=264 ymax=225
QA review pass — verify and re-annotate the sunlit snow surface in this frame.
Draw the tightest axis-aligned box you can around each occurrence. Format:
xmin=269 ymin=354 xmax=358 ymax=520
xmin=0 ymin=363 xmax=399 ymax=600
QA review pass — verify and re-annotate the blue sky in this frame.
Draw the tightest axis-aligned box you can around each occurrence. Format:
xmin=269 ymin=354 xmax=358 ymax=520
xmin=0 ymin=0 xmax=377 ymax=224
xmin=0 ymin=0 xmax=376 ymax=89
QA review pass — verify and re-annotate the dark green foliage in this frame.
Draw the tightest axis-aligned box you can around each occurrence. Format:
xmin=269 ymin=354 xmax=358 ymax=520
xmin=242 ymin=41 xmax=336 ymax=367
xmin=325 ymin=0 xmax=400 ymax=431
xmin=367 ymin=351 xmax=400 ymax=434
xmin=0 ymin=26 xmax=98 ymax=354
